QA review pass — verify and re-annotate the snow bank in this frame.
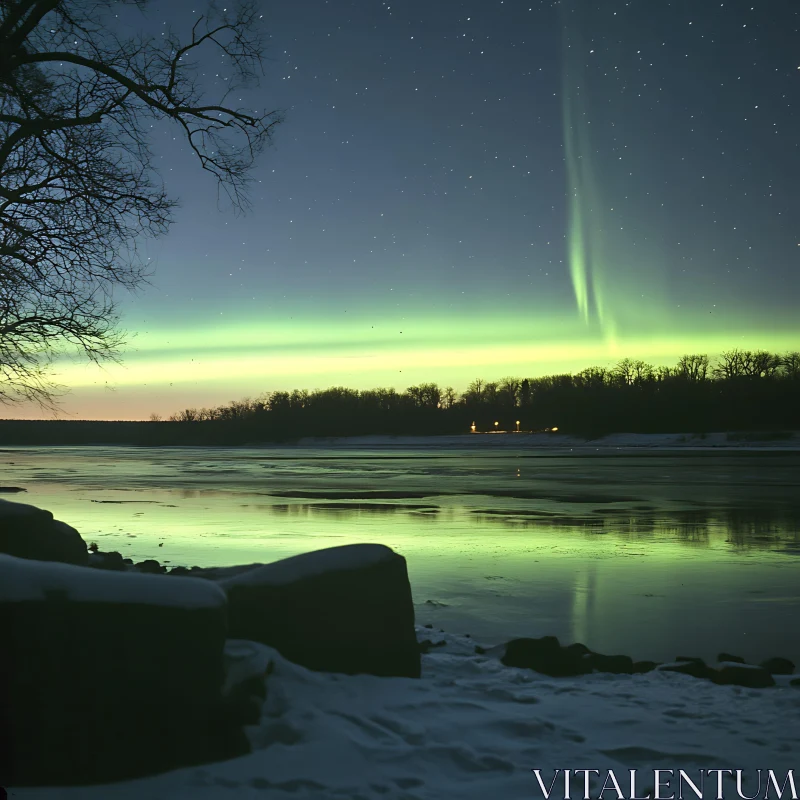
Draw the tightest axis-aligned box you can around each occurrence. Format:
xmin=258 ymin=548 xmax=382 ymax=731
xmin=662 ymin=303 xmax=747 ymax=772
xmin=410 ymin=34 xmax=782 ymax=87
xmin=0 ymin=553 xmax=226 ymax=609
xmin=13 ymin=628 xmax=800 ymax=799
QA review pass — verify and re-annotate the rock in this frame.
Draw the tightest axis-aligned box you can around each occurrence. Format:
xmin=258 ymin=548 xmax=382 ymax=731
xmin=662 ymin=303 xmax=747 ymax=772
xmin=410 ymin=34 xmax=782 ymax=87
xmin=501 ymin=636 xmax=592 ymax=677
xmin=712 ymin=664 xmax=775 ymax=688
xmin=135 ymin=559 xmax=166 ymax=574
xmin=88 ymin=551 xmax=126 ymax=571
xmin=718 ymin=652 xmax=746 ymax=664
xmin=169 ymin=566 xmax=192 ymax=576
xmin=0 ymin=487 xmax=26 ymax=493
xmin=564 ymin=642 xmax=592 ymax=657
xmin=632 ymin=660 xmax=660 ymax=674
xmin=675 ymin=655 xmax=705 ymax=664
xmin=0 ymin=554 xmax=231 ymax=786
xmin=587 ymin=653 xmax=634 ymax=674
xmin=790 ymin=678 xmax=800 ymax=687
xmin=418 ymin=639 xmax=446 ymax=654
xmin=0 ymin=500 xmax=87 ymax=566
xmin=760 ymin=657 xmax=795 ymax=675
xmin=221 ymin=672 xmax=267 ymax=726
xmin=658 ymin=660 xmax=715 ymax=680
xmin=218 ymin=543 xmax=420 ymax=678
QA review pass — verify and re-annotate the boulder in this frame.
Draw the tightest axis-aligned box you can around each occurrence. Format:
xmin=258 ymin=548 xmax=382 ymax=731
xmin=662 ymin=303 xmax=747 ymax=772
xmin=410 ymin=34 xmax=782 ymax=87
xmin=675 ymin=655 xmax=705 ymax=665
xmin=0 ymin=554 xmax=231 ymax=786
xmin=0 ymin=499 xmax=87 ymax=566
xmin=418 ymin=638 xmax=447 ymax=654
xmin=712 ymin=664 xmax=775 ymax=688
xmin=658 ymin=660 xmax=715 ymax=680
xmin=587 ymin=653 xmax=634 ymax=674
xmin=501 ymin=636 xmax=592 ymax=677
xmin=563 ymin=642 xmax=592 ymax=658
xmin=218 ymin=544 xmax=420 ymax=678
xmin=135 ymin=558 xmax=166 ymax=574
xmin=88 ymin=551 xmax=126 ymax=571
xmin=760 ymin=657 xmax=795 ymax=675
xmin=632 ymin=660 xmax=660 ymax=674
xmin=718 ymin=652 xmax=746 ymax=664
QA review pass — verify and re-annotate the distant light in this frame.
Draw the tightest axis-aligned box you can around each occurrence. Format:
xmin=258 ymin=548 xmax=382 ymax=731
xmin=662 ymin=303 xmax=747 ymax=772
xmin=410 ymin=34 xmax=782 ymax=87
xmin=494 ymin=421 xmax=499 ymax=426
xmin=552 ymin=426 xmax=559 ymax=432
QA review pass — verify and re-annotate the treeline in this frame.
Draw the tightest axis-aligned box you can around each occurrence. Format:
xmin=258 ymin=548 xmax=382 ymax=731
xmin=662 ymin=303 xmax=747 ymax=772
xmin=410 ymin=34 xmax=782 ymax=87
xmin=156 ymin=349 xmax=800 ymax=441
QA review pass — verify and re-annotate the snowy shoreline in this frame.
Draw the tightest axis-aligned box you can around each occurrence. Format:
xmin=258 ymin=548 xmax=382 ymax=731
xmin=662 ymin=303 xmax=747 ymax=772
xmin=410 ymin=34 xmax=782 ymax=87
xmin=11 ymin=628 xmax=800 ymax=800
xmin=289 ymin=431 xmax=800 ymax=451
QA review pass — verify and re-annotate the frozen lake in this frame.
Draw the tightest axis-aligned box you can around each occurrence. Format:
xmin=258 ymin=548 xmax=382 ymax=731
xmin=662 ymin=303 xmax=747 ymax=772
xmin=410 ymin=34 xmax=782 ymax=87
xmin=4 ymin=438 xmax=800 ymax=667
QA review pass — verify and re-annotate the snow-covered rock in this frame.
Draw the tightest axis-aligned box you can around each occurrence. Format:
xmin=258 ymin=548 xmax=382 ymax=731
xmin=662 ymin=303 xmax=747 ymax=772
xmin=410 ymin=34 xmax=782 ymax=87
xmin=0 ymin=498 xmax=88 ymax=565
xmin=713 ymin=663 xmax=775 ymax=688
xmin=219 ymin=543 xmax=420 ymax=678
xmin=1 ymin=554 xmax=232 ymax=787
xmin=760 ymin=656 xmax=795 ymax=675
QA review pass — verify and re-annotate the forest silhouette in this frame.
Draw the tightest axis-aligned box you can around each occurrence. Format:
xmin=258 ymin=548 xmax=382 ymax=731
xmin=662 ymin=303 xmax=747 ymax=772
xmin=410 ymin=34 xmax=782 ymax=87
xmin=2 ymin=349 xmax=797 ymax=446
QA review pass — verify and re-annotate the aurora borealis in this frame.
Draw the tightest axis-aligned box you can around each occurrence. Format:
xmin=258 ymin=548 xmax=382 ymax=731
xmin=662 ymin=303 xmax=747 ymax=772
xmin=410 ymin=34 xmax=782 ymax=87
xmin=18 ymin=0 xmax=800 ymax=420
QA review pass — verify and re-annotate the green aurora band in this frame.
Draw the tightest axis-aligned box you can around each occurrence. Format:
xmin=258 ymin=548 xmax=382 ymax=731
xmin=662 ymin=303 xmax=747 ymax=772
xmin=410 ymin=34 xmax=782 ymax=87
xmin=13 ymin=3 xmax=800 ymax=420
xmin=30 ymin=309 xmax=799 ymax=420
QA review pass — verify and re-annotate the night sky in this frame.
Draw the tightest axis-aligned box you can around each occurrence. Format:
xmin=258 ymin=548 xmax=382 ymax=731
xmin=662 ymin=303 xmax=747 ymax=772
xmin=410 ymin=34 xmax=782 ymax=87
xmin=33 ymin=0 xmax=800 ymax=420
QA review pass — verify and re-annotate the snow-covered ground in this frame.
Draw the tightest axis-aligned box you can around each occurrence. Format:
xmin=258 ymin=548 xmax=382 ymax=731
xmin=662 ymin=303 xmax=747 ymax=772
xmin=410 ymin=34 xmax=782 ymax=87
xmin=11 ymin=628 xmax=800 ymax=800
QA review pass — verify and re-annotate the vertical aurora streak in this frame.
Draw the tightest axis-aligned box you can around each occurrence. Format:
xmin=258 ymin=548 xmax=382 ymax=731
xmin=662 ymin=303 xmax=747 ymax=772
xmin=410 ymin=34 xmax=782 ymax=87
xmin=561 ymin=5 xmax=618 ymax=347
xmin=562 ymin=21 xmax=590 ymax=326
xmin=561 ymin=0 xmax=618 ymax=351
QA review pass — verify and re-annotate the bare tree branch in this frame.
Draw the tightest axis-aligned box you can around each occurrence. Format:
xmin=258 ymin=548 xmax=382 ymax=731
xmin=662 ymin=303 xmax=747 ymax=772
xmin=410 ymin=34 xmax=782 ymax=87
xmin=0 ymin=0 xmax=284 ymax=406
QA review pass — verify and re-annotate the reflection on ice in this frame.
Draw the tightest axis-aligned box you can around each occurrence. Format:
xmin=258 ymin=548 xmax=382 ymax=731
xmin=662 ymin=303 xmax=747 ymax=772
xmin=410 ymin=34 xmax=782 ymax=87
xmin=2 ymin=444 xmax=800 ymax=666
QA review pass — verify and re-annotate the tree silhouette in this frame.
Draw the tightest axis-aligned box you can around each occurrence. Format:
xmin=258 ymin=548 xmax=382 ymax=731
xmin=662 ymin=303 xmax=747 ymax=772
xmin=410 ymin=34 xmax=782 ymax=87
xmin=0 ymin=0 xmax=283 ymax=406
xmin=676 ymin=354 xmax=709 ymax=382
xmin=781 ymin=352 xmax=800 ymax=379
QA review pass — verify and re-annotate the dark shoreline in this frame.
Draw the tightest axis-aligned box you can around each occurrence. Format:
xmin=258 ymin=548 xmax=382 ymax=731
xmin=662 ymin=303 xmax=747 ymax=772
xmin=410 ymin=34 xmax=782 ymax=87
xmin=1 ymin=420 xmax=800 ymax=451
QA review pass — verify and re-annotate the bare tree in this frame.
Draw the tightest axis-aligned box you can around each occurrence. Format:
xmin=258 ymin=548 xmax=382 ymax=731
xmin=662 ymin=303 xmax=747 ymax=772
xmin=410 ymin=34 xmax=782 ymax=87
xmin=462 ymin=378 xmax=484 ymax=405
xmin=611 ymin=358 xmax=654 ymax=386
xmin=713 ymin=349 xmax=745 ymax=379
xmin=574 ymin=366 xmax=607 ymax=388
xmin=714 ymin=349 xmax=780 ymax=379
xmin=746 ymin=350 xmax=780 ymax=378
xmin=498 ymin=376 xmax=521 ymax=407
xmin=780 ymin=352 xmax=800 ymax=379
xmin=0 ymin=0 xmax=283 ymax=405
xmin=169 ymin=407 xmax=199 ymax=422
xmin=676 ymin=354 xmax=709 ymax=382
xmin=440 ymin=386 xmax=457 ymax=409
